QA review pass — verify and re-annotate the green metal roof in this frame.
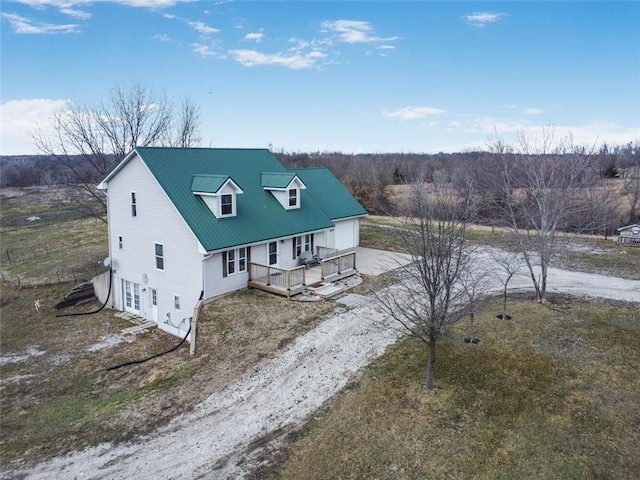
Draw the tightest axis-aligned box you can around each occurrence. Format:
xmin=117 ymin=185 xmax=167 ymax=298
xmin=288 ymin=167 xmax=368 ymax=220
xmin=191 ymin=175 xmax=232 ymax=194
xmin=113 ymin=147 xmax=363 ymax=252
xmin=261 ymin=172 xmax=299 ymax=189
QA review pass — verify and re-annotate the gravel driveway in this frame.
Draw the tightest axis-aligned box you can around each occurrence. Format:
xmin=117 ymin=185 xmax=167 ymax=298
xmin=7 ymin=248 xmax=640 ymax=480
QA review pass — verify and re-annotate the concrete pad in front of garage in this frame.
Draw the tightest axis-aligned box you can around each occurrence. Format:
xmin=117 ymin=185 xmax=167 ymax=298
xmin=353 ymin=247 xmax=413 ymax=276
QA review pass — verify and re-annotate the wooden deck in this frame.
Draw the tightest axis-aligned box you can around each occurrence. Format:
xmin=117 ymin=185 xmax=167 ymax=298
xmin=248 ymin=250 xmax=357 ymax=298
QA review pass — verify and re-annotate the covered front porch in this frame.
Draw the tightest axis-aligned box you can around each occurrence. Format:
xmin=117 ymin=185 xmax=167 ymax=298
xmin=248 ymin=247 xmax=357 ymax=298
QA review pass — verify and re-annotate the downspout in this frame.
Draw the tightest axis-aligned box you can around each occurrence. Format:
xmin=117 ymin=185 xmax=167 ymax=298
xmin=193 ymin=252 xmax=213 ymax=356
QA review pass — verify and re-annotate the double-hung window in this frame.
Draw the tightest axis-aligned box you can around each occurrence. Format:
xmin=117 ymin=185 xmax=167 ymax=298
xmin=131 ymin=192 xmax=137 ymax=217
xmin=288 ymin=188 xmax=297 ymax=207
xmin=118 ymin=235 xmax=123 ymax=250
xmin=223 ymin=247 xmax=250 ymax=277
xmin=227 ymin=249 xmax=235 ymax=275
xmin=238 ymin=247 xmax=247 ymax=272
xmin=221 ymin=194 xmax=233 ymax=216
xmin=155 ymin=243 xmax=164 ymax=270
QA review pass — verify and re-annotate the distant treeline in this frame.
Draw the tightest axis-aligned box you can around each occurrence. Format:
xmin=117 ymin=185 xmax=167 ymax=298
xmin=2 ymin=143 xmax=638 ymax=190
xmin=1 ymin=154 xmax=116 ymax=189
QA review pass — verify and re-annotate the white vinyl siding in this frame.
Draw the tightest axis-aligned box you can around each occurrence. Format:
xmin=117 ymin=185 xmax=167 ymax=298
xmin=106 ymin=153 xmax=202 ymax=338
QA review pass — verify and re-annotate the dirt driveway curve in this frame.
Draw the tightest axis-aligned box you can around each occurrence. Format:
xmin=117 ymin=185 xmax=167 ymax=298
xmin=6 ymin=248 xmax=640 ymax=480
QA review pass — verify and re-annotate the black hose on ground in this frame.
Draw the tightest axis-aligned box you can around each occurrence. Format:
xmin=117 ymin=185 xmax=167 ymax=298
xmin=106 ymin=324 xmax=191 ymax=371
xmin=56 ymin=268 xmax=113 ymax=318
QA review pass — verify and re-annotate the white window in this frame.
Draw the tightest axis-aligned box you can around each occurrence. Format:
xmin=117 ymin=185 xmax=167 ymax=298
xmin=227 ymin=249 xmax=235 ymax=275
xmin=155 ymin=243 xmax=164 ymax=270
xmin=288 ymin=188 xmax=298 ymax=207
xmin=174 ymin=294 xmax=181 ymax=311
xmin=118 ymin=235 xmax=123 ymax=250
xmin=238 ymin=247 xmax=247 ymax=272
xmin=131 ymin=192 xmax=137 ymax=217
xmin=221 ymin=194 xmax=234 ymax=217
xmin=293 ymin=234 xmax=314 ymax=259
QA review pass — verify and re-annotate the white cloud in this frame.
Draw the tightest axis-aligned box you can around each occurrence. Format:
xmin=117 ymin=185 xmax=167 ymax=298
xmin=163 ymin=13 xmax=219 ymax=36
xmin=187 ymin=19 xmax=219 ymax=35
xmin=462 ymin=12 xmax=507 ymax=28
xmin=321 ymin=19 xmax=399 ymax=44
xmin=59 ymin=7 xmax=91 ymax=20
xmin=229 ymin=49 xmax=320 ymax=70
xmin=1 ymin=12 xmax=79 ymax=33
xmin=191 ymin=43 xmax=218 ymax=57
xmin=383 ymin=107 xmax=446 ymax=121
xmin=0 ymin=98 xmax=71 ymax=155
xmin=244 ymin=32 xmax=264 ymax=42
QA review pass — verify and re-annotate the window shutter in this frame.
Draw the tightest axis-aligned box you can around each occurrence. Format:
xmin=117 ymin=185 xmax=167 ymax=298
xmin=247 ymin=246 xmax=251 ymax=263
xmin=222 ymin=251 xmax=228 ymax=278
xmin=292 ymin=237 xmax=297 ymax=260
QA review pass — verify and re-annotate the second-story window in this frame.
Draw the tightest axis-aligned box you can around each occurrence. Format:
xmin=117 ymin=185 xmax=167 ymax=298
xmin=221 ymin=194 xmax=233 ymax=216
xmin=288 ymin=188 xmax=297 ymax=207
xmin=155 ymin=243 xmax=164 ymax=270
xmin=131 ymin=192 xmax=137 ymax=217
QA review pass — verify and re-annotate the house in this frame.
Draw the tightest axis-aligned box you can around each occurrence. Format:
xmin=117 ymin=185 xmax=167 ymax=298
xmin=97 ymin=147 xmax=367 ymax=338
xmin=617 ymin=224 xmax=640 ymax=245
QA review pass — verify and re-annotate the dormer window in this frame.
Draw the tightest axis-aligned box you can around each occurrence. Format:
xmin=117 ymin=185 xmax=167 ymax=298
xmin=288 ymin=188 xmax=298 ymax=207
xmin=262 ymin=172 xmax=306 ymax=210
xmin=221 ymin=194 xmax=234 ymax=216
xmin=191 ymin=175 xmax=243 ymax=219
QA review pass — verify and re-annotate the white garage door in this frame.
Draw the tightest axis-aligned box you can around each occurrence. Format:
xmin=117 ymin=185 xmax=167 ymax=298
xmin=334 ymin=220 xmax=356 ymax=251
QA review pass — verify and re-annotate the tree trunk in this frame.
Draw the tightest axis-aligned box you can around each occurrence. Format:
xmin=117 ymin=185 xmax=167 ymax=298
xmin=425 ymin=336 xmax=436 ymax=390
xmin=502 ymin=287 xmax=508 ymax=319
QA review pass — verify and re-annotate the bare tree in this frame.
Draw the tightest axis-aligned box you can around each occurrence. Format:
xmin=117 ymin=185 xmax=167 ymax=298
xmin=374 ymin=176 xmax=473 ymax=390
xmin=490 ymin=250 xmax=524 ymax=320
xmin=33 ymin=83 xmax=201 ymax=220
xmin=459 ymin=258 xmax=490 ymax=344
xmin=483 ymin=128 xmax=607 ymax=302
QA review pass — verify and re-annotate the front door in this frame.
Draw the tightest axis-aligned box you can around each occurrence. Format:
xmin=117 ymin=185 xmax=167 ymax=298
xmin=268 ymin=241 xmax=278 ymax=266
xmin=149 ymin=288 xmax=158 ymax=323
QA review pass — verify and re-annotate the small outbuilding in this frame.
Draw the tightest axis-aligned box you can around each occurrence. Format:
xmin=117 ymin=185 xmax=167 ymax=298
xmin=617 ymin=224 xmax=640 ymax=245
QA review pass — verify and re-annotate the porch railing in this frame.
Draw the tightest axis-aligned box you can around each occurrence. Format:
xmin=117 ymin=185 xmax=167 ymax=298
xmin=249 ymin=263 xmax=306 ymax=292
xmin=321 ymin=251 xmax=356 ymax=280
xmin=316 ymin=246 xmax=339 ymax=260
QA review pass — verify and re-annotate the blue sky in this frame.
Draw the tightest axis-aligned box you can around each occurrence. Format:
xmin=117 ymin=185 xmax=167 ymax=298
xmin=1 ymin=1 xmax=639 ymax=155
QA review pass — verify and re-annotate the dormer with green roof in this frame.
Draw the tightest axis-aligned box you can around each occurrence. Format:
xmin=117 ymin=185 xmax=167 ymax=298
xmin=261 ymin=172 xmax=306 ymax=210
xmin=191 ymin=174 xmax=243 ymax=219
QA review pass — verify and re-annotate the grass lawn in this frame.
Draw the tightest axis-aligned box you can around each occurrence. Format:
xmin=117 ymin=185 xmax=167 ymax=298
xmin=0 ymin=286 xmax=337 ymax=467
xmin=253 ymin=296 xmax=640 ymax=480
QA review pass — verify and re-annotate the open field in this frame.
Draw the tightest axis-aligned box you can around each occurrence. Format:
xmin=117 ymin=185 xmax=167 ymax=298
xmin=0 ymin=186 xmax=109 ymax=285
xmin=253 ymin=296 xmax=640 ymax=480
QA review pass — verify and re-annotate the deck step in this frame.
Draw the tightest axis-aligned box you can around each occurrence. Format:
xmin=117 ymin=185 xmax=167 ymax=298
xmin=307 ymin=282 xmax=344 ymax=298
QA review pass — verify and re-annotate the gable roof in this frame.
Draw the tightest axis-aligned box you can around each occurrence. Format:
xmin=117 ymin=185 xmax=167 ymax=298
xmin=288 ymin=167 xmax=368 ymax=220
xmin=191 ymin=175 xmax=241 ymax=195
xmin=100 ymin=147 xmax=365 ymax=252
xmin=261 ymin=172 xmax=305 ymax=190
